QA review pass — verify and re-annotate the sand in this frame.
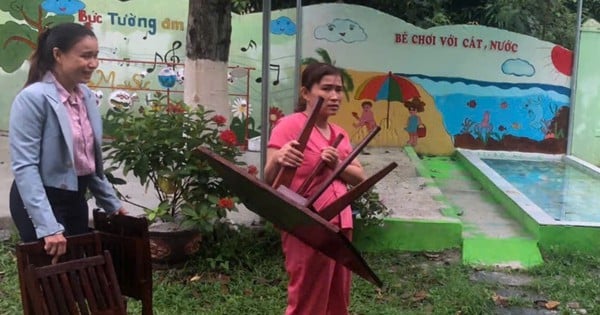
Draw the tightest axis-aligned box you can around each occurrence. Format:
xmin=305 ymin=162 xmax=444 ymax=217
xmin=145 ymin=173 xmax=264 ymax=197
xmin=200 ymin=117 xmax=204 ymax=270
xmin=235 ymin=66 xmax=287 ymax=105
xmin=357 ymin=147 xmax=446 ymax=220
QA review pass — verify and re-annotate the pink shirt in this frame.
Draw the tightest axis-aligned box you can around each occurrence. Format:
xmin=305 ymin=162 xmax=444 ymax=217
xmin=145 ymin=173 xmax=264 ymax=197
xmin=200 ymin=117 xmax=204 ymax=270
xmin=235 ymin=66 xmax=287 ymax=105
xmin=268 ymin=112 xmax=354 ymax=229
xmin=51 ymin=74 xmax=96 ymax=176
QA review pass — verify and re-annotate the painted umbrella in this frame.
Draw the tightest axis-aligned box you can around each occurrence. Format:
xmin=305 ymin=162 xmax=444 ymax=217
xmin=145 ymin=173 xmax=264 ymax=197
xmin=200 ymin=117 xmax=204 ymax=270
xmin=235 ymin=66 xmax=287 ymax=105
xmin=354 ymin=71 xmax=420 ymax=128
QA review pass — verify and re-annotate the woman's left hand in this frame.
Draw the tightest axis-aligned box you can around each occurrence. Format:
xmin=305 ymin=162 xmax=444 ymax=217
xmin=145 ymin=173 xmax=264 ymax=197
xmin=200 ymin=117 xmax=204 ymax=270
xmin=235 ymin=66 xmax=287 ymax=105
xmin=321 ymin=146 xmax=339 ymax=169
xmin=115 ymin=207 xmax=128 ymax=215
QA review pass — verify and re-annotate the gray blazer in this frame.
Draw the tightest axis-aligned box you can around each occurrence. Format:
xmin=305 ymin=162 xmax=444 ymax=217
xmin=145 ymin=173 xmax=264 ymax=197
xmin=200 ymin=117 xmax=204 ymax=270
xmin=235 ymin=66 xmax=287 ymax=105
xmin=9 ymin=74 xmax=122 ymax=238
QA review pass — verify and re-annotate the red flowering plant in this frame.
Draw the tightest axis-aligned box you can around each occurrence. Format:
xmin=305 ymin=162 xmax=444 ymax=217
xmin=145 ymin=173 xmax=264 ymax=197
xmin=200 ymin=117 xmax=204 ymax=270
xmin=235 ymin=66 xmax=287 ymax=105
xmin=103 ymin=92 xmax=243 ymax=233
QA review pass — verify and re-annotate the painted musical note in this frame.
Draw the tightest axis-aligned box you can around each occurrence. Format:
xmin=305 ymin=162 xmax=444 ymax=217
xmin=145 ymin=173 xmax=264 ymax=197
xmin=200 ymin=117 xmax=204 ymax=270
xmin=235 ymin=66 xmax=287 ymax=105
xmin=142 ymin=31 xmax=148 ymax=40
xmin=240 ymin=39 xmax=257 ymax=52
xmin=165 ymin=40 xmax=182 ymax=66
xmin=118 ymin=57 xmax=131 ymax=67
xmin=146 ymin=53 xmax=165 ymax=74
xmin=255 ymin=64 xmax=280 ymax=85
xmin=145 ymin=41 xmax=183 ymax=74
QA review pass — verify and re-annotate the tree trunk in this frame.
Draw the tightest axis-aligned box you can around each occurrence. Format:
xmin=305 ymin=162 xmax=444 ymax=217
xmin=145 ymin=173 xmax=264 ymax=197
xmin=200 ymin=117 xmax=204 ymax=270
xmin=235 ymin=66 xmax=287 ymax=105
xmin=184 ymin=0 xmax=232 ymax=119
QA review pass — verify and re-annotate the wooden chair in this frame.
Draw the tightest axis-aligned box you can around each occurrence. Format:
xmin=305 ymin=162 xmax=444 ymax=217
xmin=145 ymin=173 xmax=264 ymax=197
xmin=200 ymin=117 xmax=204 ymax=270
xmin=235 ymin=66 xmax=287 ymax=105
xmin=93 ymin=210 xmax=153 ymax=315
xmin=17 ymin=212 xmax=152 ymax=315
xmin=16 ymin=233 xmax=104 ymax=315
xmin=23 ymin=250 xmax=126 ymax=315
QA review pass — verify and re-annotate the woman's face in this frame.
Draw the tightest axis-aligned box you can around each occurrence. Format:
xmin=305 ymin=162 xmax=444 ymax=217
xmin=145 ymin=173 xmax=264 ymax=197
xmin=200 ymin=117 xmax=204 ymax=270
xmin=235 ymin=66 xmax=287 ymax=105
xmin=53 ymin=35 xmax=99 ymax=86
xmin=302 ymin=74 xmax=343 ymax=117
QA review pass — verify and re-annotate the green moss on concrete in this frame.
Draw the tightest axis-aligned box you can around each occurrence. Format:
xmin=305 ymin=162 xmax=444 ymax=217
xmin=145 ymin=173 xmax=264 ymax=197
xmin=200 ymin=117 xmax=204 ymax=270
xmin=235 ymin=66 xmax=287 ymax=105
xmin=463 ymin=237 xmax=543 ymax=268
xmin=354 ymin=218 xmax=462 ymax=252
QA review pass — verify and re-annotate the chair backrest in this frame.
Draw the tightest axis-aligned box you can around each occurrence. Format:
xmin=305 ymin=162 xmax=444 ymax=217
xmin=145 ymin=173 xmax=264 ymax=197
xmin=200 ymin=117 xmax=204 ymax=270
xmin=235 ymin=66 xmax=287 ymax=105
xmin=24 ymin=250 xmax=126 ymax=315
xmin=16 ymin=233 xmax=103 ymax=315
xmin=93 ymin=210 xmax=153 ymax=315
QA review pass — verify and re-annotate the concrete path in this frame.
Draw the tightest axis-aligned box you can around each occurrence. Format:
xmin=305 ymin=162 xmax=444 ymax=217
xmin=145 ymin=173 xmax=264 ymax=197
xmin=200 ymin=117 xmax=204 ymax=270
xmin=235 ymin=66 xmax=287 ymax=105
xmin=421 ymin=156 xmax=543 ymax=268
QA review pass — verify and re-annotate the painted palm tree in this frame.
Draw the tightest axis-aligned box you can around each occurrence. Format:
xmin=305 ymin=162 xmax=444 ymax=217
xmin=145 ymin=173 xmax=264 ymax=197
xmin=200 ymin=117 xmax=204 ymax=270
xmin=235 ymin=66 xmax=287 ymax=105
xmin=302 ymin=48 xmax=354 ymax=101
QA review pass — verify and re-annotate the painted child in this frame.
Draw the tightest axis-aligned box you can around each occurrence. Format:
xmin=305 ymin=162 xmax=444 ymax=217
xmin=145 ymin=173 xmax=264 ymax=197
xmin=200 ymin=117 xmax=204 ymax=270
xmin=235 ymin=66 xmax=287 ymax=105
xmin=352 ymin=101 xmax=377 ymax=132
xmin=404 ymin=97 xmax=425 ymax=146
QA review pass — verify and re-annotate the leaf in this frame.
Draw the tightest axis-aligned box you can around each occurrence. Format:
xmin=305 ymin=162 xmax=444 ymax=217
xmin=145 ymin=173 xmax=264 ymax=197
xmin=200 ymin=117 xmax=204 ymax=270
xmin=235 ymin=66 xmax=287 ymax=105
xmin=0 ymin=0 xmax=43 ymax=22
xmin=42 ymin=14 xmax=74 ymax=29
xmin=544 ymin=301 xmax=560 ymax=310
xmin=424 ymin=252 xmax=441 ymax=260
xmin=492 ymin=292 xmax=509 ymax=307
xmin=0 ymin=21 xmax=38 ymax=73
xmin=411 ymin=290 xmax=429 ymax=302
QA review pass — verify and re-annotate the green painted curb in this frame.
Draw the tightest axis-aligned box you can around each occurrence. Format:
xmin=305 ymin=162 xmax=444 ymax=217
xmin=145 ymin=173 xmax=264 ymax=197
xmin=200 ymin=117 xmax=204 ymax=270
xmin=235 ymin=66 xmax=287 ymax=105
xmin=463 ymin=237 xmax=543 ymax=268
xmin=353 ymin=217 xmax=462 ymax=252
xmin=539 ymin=225 xmax=600 ymax=254
xmin=403 ymin=146 xmax=433 ymax=179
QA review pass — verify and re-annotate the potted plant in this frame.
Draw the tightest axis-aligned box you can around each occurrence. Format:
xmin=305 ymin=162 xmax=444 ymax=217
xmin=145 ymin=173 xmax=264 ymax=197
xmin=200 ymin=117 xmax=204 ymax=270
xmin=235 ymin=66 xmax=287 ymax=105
xmin=103 ymin=92 xmax=247 ymax=266
xmin=351 ymin=188 xmax=391 ymax=227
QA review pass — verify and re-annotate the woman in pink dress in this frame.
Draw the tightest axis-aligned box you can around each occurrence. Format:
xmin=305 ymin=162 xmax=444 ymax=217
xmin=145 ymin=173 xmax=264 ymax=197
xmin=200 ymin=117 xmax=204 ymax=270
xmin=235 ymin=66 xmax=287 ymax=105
xmin=264 ymin=62 xmax=367 ymax=315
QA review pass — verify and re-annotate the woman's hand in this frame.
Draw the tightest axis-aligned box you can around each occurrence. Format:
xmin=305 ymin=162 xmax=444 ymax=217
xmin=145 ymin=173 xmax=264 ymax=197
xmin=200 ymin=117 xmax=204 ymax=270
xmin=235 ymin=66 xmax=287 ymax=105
xmin=114 ymin=207 xmax=128 ymax=215
xmin=277 ymin=140 xmax=304 ymax=168
xmin=43 ymin=232 xmax=67 ymax=264
xmin=321 ymin=146 xmax=339 ymax=169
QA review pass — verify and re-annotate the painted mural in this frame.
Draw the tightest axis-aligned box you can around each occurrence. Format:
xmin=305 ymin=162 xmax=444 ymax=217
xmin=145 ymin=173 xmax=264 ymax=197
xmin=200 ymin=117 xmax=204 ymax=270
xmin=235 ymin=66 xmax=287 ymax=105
xmin=0 ymin=0 xmax=189 ymax=126
xmin=0 ymin=2 xmax=572 ymax=154
xmin=230 ymin=4 xmax=572 ymax=154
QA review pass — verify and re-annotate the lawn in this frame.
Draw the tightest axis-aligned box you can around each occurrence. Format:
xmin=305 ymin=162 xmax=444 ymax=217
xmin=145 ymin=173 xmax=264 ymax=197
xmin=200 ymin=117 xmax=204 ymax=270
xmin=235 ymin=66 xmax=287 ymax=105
xmin=1 ymin=225 xmax=600 ymax=314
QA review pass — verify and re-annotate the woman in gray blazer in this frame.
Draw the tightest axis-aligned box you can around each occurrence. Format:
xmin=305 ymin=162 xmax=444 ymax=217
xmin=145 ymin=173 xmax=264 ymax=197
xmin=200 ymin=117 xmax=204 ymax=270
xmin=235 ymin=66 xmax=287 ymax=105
xmin=9 ymin=23 xmax=126 ymax=259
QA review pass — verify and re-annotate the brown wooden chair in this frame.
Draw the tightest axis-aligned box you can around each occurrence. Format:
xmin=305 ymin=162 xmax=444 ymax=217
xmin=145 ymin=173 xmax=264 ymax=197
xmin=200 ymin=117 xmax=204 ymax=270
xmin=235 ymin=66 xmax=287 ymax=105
xmin=93 ymin=209 xmax=153 ymax=315
xmin=17 ymin=212 xmax=153 ymax=315
xmin=16 ymin=233 xmax=104 ymax=315
xmin=23 ymin=250 xmax=126 ymax=315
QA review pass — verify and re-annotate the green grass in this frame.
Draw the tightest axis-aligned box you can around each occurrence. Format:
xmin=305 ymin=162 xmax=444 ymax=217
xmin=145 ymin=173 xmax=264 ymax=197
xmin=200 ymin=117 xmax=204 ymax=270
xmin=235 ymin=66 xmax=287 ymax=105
xmin=2 ymin=227 xmax=600 ymax=314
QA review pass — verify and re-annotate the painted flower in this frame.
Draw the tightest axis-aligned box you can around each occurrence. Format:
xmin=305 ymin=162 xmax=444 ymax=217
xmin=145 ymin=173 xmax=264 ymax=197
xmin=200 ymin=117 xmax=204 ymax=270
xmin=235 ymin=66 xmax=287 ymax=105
xmin=212 ymin=115 xmax=227 ymax=126
xmin=217 ymin=197 xmax=235 ymax=209
xmin=247 ymin=165 xmax=258 ymax=176
xmin=166 ymin=103 xmax=185 ymax=114
xmin=231 ymin=97 xmax=252 ymax=120
xmin=219 ymin=129 xmax=238 ymax=146
xmin=269 ymin=106 xmax=284 ymax=126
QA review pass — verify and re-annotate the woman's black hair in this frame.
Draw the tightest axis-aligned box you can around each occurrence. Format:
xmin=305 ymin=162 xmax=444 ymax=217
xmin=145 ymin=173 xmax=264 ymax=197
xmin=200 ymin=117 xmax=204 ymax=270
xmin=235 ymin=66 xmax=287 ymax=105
xmin=294 ymin=62 xmax=342 ymax=112
xmin=25 ymin=23 xmax=96 ymax=87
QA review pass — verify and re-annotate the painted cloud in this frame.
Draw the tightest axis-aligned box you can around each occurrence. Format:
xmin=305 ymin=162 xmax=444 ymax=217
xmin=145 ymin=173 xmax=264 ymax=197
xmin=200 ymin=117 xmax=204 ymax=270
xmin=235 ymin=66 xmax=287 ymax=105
xmin=271 ymin=16 xmax=297 ymax=36
xmin=501 ymin=58 xmax=536 ymax=77
xmin=42 ymin=0 xmax=85 ymax=15
xmin=314 ymin=18 xmax=367 ymax=43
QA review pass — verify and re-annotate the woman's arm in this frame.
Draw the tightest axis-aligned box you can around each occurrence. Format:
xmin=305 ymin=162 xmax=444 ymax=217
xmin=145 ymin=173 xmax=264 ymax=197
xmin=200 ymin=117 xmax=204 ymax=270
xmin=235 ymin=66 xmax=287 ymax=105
xmin=339 ymin=158 xmax=366 ymax=186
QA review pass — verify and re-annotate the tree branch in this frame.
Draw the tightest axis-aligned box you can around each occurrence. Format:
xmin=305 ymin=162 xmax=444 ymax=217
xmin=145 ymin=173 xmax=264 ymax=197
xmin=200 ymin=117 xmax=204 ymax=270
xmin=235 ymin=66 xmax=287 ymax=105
xmin=3 ymin=36 xmax=36 ymax=49
xmin=18 ymin=5 xmax=41 ymax=30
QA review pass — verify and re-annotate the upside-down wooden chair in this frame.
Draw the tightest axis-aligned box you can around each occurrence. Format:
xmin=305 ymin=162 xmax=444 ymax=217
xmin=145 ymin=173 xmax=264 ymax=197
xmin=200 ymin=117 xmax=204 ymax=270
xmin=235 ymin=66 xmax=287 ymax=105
xmin=93 ymin=209 xmax=153 ymax=315
xmin=23 ymin=250 xmax=126 ymax=315
xmin=194 ymin=96 xmax=398 ymax=287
